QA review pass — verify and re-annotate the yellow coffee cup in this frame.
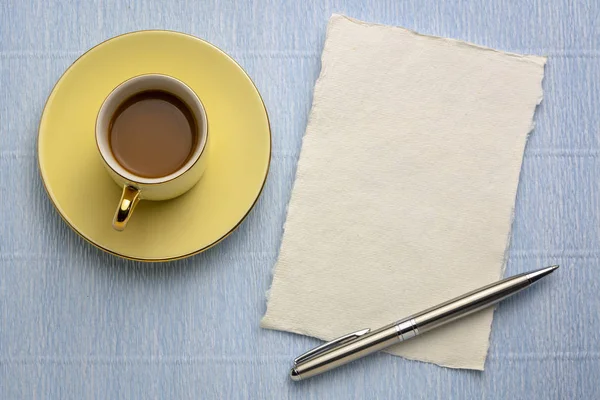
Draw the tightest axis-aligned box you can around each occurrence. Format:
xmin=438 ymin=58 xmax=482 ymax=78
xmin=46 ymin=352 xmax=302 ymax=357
xmin=95 ymin=74 xmax=209 ymax=231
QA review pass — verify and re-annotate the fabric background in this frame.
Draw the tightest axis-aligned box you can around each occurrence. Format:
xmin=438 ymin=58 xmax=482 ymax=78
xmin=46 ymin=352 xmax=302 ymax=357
xmin=0 ymin=1 xmax=598 ymax=398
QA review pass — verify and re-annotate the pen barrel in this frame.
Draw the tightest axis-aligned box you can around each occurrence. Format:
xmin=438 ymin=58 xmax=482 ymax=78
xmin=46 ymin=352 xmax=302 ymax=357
xmin=292 ymin=323 xmax=401 ymax=380
xmin=291 ymin=276 xmax=531 ymax=381
xmin=291 ymin=266 xmax=557 ymax=381
xmin=412 ymin=274 xmax=531 ymax=334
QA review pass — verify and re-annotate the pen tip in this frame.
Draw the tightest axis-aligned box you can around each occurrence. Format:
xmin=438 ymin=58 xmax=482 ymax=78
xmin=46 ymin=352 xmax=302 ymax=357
xmin=525 ymin=265 xmax=559 ymax=284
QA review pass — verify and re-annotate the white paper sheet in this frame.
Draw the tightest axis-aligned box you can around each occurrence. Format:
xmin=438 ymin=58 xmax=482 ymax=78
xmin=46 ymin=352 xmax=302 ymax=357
xmin=261 ymin=14 xmax=546 ymax=370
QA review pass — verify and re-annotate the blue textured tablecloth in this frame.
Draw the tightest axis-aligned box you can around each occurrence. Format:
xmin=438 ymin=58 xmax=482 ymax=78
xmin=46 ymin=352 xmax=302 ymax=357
xmin=1 ymin=1 xmax=598 ymax=398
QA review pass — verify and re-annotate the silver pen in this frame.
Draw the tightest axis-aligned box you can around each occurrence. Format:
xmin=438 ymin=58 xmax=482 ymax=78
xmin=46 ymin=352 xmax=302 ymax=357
xmin=291 ymin=265 xmax=559 ymax=381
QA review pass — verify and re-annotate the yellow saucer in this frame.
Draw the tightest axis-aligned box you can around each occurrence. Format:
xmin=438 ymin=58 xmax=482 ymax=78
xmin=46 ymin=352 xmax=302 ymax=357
xmin=38 ymin=31 xmax=271 ymax=261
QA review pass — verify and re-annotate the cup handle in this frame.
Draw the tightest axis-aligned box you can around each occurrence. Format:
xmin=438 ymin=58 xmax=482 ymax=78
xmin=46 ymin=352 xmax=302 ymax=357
xmin=112 ymin=185 xmax=141 ymax=231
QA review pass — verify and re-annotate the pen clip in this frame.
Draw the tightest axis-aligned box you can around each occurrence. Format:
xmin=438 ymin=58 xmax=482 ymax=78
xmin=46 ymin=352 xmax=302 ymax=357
xmin=294 ymin=328 xmax=371 ymax=366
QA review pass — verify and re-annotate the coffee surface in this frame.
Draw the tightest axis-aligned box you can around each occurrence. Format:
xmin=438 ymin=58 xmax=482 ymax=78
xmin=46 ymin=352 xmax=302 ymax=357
xmin=109 ymin=91 xmax=197 ymax=178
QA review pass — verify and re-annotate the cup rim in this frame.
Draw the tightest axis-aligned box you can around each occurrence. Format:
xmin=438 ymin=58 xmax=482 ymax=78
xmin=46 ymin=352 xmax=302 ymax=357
xmin=95 ymin=73 xmax=208 ymax=186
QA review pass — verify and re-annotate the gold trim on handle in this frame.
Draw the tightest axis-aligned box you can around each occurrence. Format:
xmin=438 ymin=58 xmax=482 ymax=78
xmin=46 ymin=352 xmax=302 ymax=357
xmin=112 ymin=186 xmax=141 ymax=231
